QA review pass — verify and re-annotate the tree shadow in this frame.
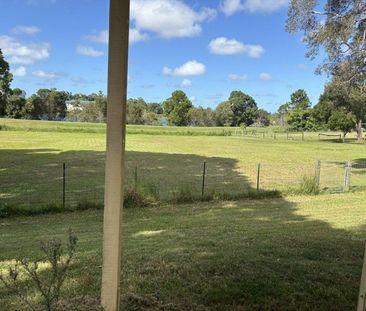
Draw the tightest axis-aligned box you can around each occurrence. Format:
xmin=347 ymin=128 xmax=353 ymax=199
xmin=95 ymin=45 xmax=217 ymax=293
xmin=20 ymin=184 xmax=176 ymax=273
xmin=0 ymin=149 xmax=255 ymax=208
xmin=0 ymin=149 xmax=365 ymax=310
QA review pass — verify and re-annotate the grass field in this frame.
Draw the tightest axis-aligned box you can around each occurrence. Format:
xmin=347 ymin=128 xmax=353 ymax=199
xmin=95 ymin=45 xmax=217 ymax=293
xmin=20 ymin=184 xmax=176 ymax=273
xmin=1 ymin=119 xmax=366 ymax=211
xmin=1 ymin=191 xmax=366 ymax=310
xmin=1 ymin=119 xmax=366 ymax=309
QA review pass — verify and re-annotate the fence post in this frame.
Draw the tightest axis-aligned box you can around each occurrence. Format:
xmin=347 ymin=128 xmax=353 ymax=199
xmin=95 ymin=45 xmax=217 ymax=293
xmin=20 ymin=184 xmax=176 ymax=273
xmin=302 ymin=131 xmax=304 ymax=141
xmin=62 ymin=163 xmax=66 ymax=209
xmin=315 ymin=160 xmax=321 ymax=191
xmin=201 ymin=161 xmax=207 ymax=198
xmin=256 ymin=163 xmax=261 ymax=192
xmin=357 ymin=244 xmax=366 ymax=311
xmin=134 ymin=165 xmax=138 ymax=191
xmin=343 ymin=160 xmax=352 ymax=192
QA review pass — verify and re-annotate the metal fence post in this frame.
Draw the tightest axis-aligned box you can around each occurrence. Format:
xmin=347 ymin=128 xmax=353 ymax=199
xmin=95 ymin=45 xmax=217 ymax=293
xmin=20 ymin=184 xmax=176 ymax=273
xmin=256 ymin=163 xmax=261 ymax=192
xmin=315 ymin=160 xmax=321 ymax=191
xmin=134 ymin=165 xmax=138 ymax=191
xmin=201 ymin=161 xmax=206 ymax=198
xmin=343 ymin=160 xmax=352 ymax=192
xmin=62 ymin=162 xmax=66 ymax=209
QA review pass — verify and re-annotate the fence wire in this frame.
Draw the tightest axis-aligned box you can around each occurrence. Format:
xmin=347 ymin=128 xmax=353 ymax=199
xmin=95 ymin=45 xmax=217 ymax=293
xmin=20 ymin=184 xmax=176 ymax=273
xmin=1 ymin=158 xmax=366 ymax=210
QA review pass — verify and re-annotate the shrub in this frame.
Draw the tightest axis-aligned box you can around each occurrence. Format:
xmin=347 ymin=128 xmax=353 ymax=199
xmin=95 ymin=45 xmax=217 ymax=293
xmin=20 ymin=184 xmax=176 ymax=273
xmin=0 ymin=229 xmax=78 ymax=310
xmin=124 ymin=188 xmax=149 ymax=208
xmin=295 ymin=175 xmax=319 ymax=195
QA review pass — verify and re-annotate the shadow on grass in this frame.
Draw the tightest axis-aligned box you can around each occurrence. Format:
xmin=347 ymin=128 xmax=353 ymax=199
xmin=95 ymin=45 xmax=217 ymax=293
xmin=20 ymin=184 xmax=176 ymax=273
xmin=0 ymin=148 xmax=260 ymax=213
xmin=0 ymin=194 xmax=365 ymax=310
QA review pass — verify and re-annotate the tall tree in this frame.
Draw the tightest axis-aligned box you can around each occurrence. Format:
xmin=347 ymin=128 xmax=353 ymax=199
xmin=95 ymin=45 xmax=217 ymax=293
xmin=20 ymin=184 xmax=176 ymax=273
xmin=163 ymin=90 xmax=193 ymax=126
xmin=287 ymin=0 xmax=366 ymax=84
xmin=0 ymin=49 xmax=13 ymax=116
xmin=228 ymin=91 xmax=258 ymax=126
xmin=127 ymin=98 xmax=147 ymax=124
xmin=286 ymin=89 xmax=314 ymax=130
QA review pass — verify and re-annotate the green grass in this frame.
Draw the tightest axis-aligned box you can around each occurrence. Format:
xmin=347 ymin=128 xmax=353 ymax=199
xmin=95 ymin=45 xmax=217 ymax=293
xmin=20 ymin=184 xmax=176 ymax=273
xmin=1 ymin=119 xmax=366 ymax=210
xmin=1 ymin=191 xmax=365 ymax=310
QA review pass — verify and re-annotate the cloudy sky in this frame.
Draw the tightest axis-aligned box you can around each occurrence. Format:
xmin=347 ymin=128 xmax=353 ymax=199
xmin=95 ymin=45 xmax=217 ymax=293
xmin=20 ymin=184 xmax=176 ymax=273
xmin=0 ymin=0 xmax=328 ymax=111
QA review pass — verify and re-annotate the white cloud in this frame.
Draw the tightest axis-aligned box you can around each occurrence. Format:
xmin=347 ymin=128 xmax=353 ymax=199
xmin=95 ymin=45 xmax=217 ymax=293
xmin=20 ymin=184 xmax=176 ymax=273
xmin=85 ymin=28 xmax=147 ymax=44
xmin=228 ymin=73 xmax=248 ymax=81
xmin=85 ymin=30 xmax=109 ymax=44
xmin=131 ymin=0 xmax=216 ymax=38
xmin=32 ymin=70 xmax=64 ymax=80
xmin=244 ymin=0 xmax=288 ymax=13
xmin=76 ymin=45 xmax=104 ymax=57
xmin=259 ymin=72 xmax=273 ymax=81
xmin=0 ymin=36 xmax=50 ymax=64
xmin=220 ymin=0 xmax=288 ymax=15
xmin=129 ymin=28 xmax=147 ymax=44
xmin=180 ymin=79 xmax=192 ymax=87
xmin=208 ymin=37 xmax=264 ymax=58
xmin=220 ymin=0 xmax=244 ymax=16
xmin=12 ymin=66 xmax=27 ymax=77
xmin=12 ymin=26 xmax=41 ymax=35
xmin=162 ymin=60 xmax=206 ymax=77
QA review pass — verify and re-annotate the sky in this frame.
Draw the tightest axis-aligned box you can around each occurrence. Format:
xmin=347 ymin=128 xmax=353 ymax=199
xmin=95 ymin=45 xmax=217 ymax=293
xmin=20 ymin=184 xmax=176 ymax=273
xmin=0 ymin=0 xmax=329 ymax=112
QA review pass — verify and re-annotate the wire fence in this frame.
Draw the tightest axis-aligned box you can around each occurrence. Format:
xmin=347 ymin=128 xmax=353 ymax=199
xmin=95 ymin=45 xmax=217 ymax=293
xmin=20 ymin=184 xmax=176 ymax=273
xmin=1 ymin=158 xmax=366 ymax=210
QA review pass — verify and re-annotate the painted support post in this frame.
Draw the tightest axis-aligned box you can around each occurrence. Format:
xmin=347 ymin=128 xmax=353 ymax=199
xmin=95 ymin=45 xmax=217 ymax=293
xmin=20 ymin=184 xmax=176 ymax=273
xmin=315 ymin=160 xmax=321 ymax=191
xmin=62 ymin=163 xmax=66 ymax=209
xmin=101 ymin=0 xmax=130 ymax=310
xmin=256 ymin=163 xmax=261 ymax=192
xmin=201 ymin=161 xmax=206 ymax=198
xmin=357 ymin=245 xmax=366 ymax=311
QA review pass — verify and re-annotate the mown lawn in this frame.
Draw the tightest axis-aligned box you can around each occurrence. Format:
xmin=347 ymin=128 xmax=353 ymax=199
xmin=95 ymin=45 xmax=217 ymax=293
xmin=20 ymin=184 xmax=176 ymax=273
xmin=1 ymin=119 xmax=366 ymax=209
xmin=1 ymin=191 xmax=366 ymax=310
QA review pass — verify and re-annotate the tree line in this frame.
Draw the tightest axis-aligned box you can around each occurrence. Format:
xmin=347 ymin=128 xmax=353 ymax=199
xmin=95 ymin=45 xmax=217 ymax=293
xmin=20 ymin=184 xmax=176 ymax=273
xmin=0 ymin=47 xmax=365 ymax=137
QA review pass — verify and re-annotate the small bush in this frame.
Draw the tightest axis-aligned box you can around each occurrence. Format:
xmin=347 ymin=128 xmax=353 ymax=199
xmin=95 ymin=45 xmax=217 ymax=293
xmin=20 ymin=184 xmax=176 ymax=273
xmin=0 ymin=229 xmax=79 ymax=311
xmin=124 ymin=188 xmax=149 ymax=208
xmin=295 ymin=175 xmax=319 ymax=195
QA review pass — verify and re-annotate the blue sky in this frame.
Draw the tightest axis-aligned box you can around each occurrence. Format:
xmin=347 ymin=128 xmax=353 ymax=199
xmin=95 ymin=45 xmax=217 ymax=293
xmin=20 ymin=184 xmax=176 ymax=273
xmin=0 ymin=0 xmax=329 ymax=112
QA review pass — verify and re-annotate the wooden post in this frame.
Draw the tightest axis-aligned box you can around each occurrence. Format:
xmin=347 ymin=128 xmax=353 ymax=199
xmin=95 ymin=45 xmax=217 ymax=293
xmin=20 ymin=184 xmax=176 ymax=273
xmin=62 ymin=163 xmax=66 ymax=209
xmin=343 ymin=160 xmax=351 ymax=192
xmin=101 ymin=0 xmax=130 ymax=310
xmin=315 ymin=160 xmax=321 ymax=191
xmin=201 ymin=161 xmax=206 ymax=198
xmin=256 ymin=163 xmax=261 ymax=192
xmin=357 ymin=245 xmax=366 ymax=311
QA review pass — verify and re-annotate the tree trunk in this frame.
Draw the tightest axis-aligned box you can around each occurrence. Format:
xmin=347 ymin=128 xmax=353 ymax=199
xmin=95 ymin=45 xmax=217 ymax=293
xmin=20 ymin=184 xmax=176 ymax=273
xmin=343 ymin=132 xmax=346 ymax=143
xmin=356 ymin=119 xmax=363 ymax=142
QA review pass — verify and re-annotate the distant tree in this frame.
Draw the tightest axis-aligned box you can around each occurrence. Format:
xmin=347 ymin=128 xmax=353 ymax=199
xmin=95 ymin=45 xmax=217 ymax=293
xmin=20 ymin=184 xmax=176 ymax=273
xmin=286 ymin=89 xmax=314 ymax=131
xmin=214 ymin=101 xmax=234 ymax=126
xmin=5 ymin=93 xmax=26 ymax=119
xmin=228 ymin=91 xmax=258 ymax=126
xmin=255 ymin=109 xmax=271 ymax=127
xmin=23 ymin=95 xmax=44 ymax=119
xmin=127 ymin=98 xmax=147 ymax=124
xmin=144 ymin=112 xmax=161 ymax=125
xmin=0 ymin=49 xmax=13 ymax=116
xmin=94 ymin=91 xmax=107 ymax=122
xmin=312 ymin=93 xmax=334 ymax=127
xmin=163 ymin=90 xmax=193 ymax=126
xmin=277 ymin=103 xmax=289 ymax=126
xmin=288 ymin=89 xmax=311 ymax=110
xmin=321 ymin=80 xmax=366 ymax=141
xmin=22 ymin=89 xmax=68 ymax=120
xmin=146 ymin=102 xmax=163 ymax=115
xmin=328 ymin=110 xmax=356 ymax=142
xmin=188 ymin=107 xmax=215 ymax=127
